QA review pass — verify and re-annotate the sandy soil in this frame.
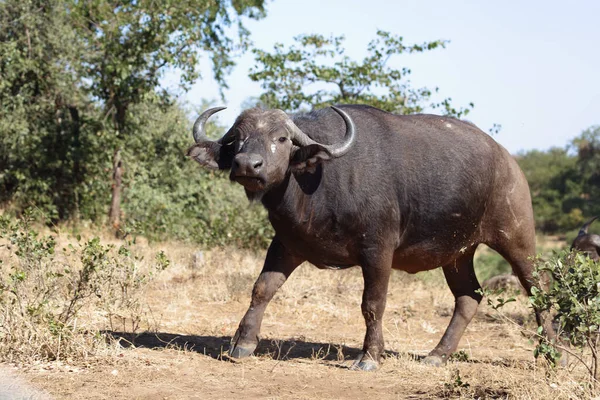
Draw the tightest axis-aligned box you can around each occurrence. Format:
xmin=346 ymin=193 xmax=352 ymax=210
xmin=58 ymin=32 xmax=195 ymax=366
xmin=4 ymin=242 xmax=589 ymax=399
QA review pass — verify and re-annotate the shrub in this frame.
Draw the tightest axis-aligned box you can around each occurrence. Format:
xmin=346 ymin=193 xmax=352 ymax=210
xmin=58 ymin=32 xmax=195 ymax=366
xmin=0 ymin=96 xmax=275 ymax=251
xmin=484 ymin=249 xmax=600 ymax=394
xmin=0 ymin=212 xmax=169 ymax=363
xmin=530 ymin=251 xmax=600 ymax=386
xmin=112 ymin=100 xmax=274 ymax=249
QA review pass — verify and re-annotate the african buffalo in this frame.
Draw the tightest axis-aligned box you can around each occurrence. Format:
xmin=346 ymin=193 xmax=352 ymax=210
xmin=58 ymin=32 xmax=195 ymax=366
xmin=571 ymin=216 xmax=600 ymax=261
xmin=187 ymin=104 xmax=558 ymax=370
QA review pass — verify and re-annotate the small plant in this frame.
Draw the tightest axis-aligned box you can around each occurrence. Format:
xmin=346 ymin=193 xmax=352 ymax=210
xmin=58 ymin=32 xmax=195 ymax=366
xmin=0 ymin=212 xmax=169 ymax=363
xmin=530 ymin=251 xmax=600 ymax=385
xmin=479 ymin=282 xmax=564 ymax=367
xmin=483 ymin=250 xmax=600 ymax=392
xmin=477 ymin=287 xmax=517 ymax=311
xmin=449 ymin=350 xmax=470 ymax=362
xmin=533 ymin=339 xmax=562 ymax=368
xmin=443 ymin=368 xmax=470 ymax=396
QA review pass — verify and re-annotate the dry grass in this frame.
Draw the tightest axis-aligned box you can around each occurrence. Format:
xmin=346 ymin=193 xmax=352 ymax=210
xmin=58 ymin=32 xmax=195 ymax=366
xmin=0 ymin=219 xmax=168 ymax=365
xmin=1 ymin=230 xmax=595 ymax=399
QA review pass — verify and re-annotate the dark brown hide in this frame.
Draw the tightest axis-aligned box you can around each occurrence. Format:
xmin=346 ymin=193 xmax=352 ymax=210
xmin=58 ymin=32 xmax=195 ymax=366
xmin=188 ymin=104 xmax=559 ymax=370
xmin=571 ymin=216 xmax=600 ymax=261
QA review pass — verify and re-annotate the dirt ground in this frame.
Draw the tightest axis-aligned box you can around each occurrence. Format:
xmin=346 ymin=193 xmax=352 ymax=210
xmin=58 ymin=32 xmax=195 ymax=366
xmin=3 ymin=241 xmax=591 ymax=399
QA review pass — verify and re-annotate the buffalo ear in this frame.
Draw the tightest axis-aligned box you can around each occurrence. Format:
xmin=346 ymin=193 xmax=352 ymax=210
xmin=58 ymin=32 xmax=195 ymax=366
xmin=186 ymin=142 xmax=234 ymax=170
xmin=290 ymin=144 xmax=332 ymax=174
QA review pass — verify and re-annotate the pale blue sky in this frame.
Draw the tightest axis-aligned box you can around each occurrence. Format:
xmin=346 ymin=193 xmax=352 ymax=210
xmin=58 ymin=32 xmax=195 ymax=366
xmin=167 ymin=0 xmax=600 ymax=154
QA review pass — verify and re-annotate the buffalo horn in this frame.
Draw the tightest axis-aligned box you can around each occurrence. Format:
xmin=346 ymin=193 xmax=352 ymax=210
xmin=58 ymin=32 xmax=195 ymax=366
xmin=288 ymin=106 xmax=356 ymax=158
xmin=192 ymin=107 xmax=226 ymax=144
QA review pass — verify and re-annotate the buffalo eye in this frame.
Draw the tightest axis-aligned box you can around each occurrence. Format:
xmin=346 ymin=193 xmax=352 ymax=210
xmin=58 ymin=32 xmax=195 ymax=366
xmin=278 ymin=137 xmax=287 ymax=143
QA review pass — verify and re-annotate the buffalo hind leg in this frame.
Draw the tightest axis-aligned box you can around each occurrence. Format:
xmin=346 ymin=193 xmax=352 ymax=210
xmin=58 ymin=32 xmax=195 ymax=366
xmin=353 ymin=248 xmax=394 ymax=371
xmin=424 ymin=250 xmax=481 ymax=366
xmin=229 ymin=237 xmax=303 ymax=359
xmin=492 ymin=244 xmax=561 ymax=358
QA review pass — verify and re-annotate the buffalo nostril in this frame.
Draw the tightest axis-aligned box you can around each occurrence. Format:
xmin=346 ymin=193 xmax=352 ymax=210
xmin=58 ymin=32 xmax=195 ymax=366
xmin=252 ymin=159 xmax=263 ymax=170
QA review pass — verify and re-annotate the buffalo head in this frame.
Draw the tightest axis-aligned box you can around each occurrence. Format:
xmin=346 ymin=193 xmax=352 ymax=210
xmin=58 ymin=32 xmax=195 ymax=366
xmin=571 ymin=216 xmax=600 ymax=261
xmin=186 ymin=106 xmax=356 ymax=195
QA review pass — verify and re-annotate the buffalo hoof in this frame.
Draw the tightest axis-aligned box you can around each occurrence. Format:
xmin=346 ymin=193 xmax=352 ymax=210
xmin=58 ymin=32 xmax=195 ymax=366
xmin=422 ymin=355 xmax=447 ymax=367
xmin=350 ymin=353 xmax=379 ymax=371
xmin=351 ymin=359 xmax=379 ymax=371
xmin=228 ymin=343 xmax=256 ymax=359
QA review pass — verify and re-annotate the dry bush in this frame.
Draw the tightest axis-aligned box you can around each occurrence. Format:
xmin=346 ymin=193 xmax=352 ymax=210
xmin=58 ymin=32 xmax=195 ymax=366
xmin=0 ymin=212 xmax=169 ymax=364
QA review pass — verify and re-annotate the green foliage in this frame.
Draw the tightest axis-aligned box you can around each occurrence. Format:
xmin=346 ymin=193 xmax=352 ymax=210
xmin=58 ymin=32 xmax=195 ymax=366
xmin=531 ymin=251 xmax=600 ymax=347
xmin=449 ymin=350 xmax=470 ymax=362
xmin=62 ymin=0 xmax=267 ymax=232
xmin=516 ymin=148 xmax=583 ymax=233
xmin=571 ymin=125 xmax=600 ymax=218
xmin=0 ymin=0 xmax=97 ymax=220
xmin=530 ymin=251 xmax=600 ymax=380
xmin=118 ymin=99 xmax=273 ymax=247
xmin=532 ymin=339 xmax=562 ymax=368
xmin=0 ymin=212 xmax=170 ymax=362
xmin=477 ymin=287 xmax=517 ymax=311
xmin=517 ymin=125 xmax=600 ymax=235
xmin=0 ymin=0 xmax=272 ymax=248
xmin=70 ymin=0 xmax=266 ymax=130
xmin=249 ymin=30 xmax=474 ymax=117
xmin=443 ymin=369 xmax=470 ymax=397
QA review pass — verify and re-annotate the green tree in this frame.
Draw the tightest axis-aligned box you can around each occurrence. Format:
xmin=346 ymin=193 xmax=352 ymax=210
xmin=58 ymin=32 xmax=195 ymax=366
xmin=0 ymin=0 xmax=96 ymax=220
xmin=516 ymin=125 xmax=600 ymax=235
xmin=0 ymin=0 xmax=268 ymax=229
xmin=571 ymin=125 xmax=600 ymax=218
xmin=119 ymin=98 xmax=273 ymax=247
xmin=249 ymin=30 xmax=474 ymax=117
xmin=516 ymin=148 xmax=582 ymax=233
xmin=68 ymin=0 xmax=267 ymax=229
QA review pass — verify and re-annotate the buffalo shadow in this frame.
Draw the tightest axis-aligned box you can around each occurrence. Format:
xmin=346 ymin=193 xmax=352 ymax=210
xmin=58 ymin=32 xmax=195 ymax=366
xmin=104 ymin=331 xmax=405 ymax=365
xmin=104 ymin=331 xmax=529 ymax=369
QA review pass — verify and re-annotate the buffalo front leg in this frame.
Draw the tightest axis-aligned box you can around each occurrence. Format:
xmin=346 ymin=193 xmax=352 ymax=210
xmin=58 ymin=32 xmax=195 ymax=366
xmin=423 ymin=250 xmax=482 ymax=366
xmin=229 ymin=238 xmax=302 ymax=359
xmin=353 ymin=249 xmax=393 ymax=371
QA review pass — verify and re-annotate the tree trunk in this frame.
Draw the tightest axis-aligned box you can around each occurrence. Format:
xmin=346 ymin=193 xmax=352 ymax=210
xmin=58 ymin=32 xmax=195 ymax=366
xmin=108 ymin=101 xmax=127 ymax=234
xmin=67 ymin=105 xmax=81 ymax=220
xmin=108 ymin=149 xmax=123 ymax=230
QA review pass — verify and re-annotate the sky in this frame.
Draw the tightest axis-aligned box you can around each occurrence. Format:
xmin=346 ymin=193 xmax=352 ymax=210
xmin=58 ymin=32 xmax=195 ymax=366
xmin=165 ymin=0 xmax=600 ymax=155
